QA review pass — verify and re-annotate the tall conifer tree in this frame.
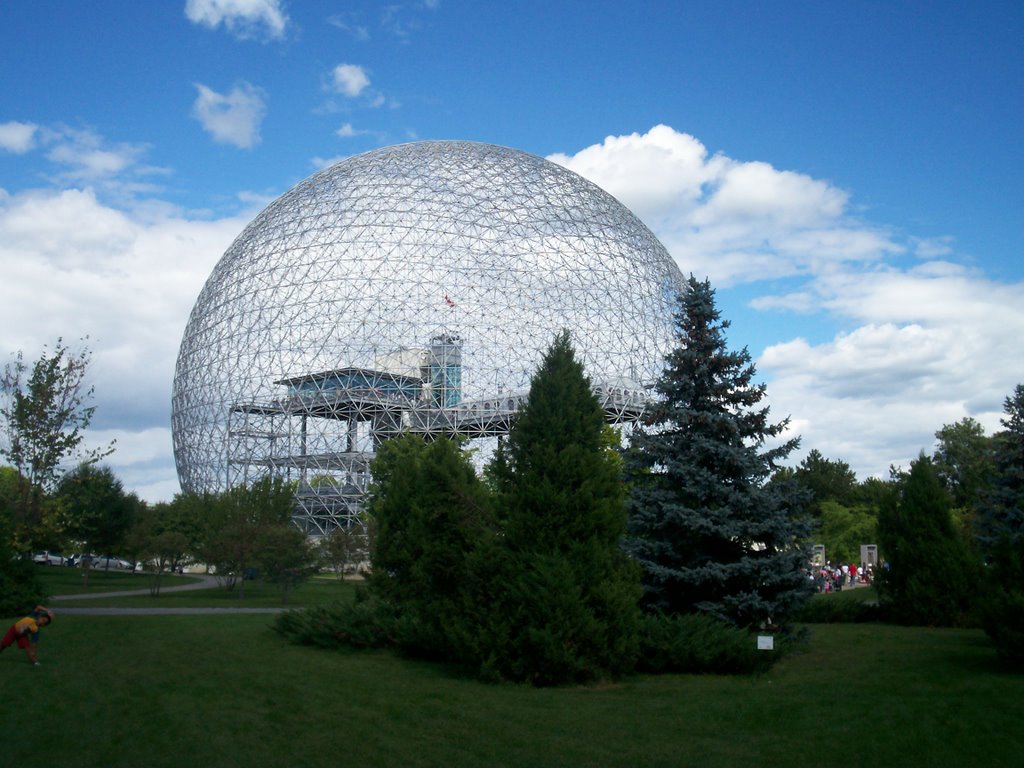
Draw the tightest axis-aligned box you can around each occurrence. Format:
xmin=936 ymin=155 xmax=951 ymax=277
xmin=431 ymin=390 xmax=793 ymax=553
xmin=978 ymin=385 xmax=1024 ymax=547
xmin=625 ymin=276 xmax=811 ymax=627
xmin=485 ymin=330 xmax=640 ymax=684
xmin=367 ymin=433 xmax=493 ymax=660
xmin=876 ymin=454 xmax=978 ymax=626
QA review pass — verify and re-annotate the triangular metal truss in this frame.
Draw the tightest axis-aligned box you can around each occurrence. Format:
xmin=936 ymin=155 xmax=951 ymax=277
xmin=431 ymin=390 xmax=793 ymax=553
xmin=172 ymin=141 xmax=686 ymax=535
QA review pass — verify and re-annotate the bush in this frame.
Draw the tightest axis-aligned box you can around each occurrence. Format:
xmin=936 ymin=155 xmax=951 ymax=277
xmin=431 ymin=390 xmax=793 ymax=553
xmin=978 ymin=537 xmax=1024 ymax=670
xmin=274 ymin=591 xmax=398 ymax=650
xmin=980 ymin=589 xmax=1024 ymax=670
xmin=0 ymin=556 xmax=46 ymax=618
xmin=635 ymin=612 xmax=775 ymax=675
xmin=796 ymin=592 xmax=886 ymax=624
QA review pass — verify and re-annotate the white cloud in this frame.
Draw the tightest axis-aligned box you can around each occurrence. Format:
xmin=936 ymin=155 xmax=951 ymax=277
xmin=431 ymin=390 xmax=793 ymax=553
xmin=44 ymin=127 xmax=150 ymax=181
xmin=191 ymin=82 xmax=267 ymax=148
xmin=4 ymin=122 xmax=1019 ymax=500
xmin=552 ymin=125 xmax=1024 ymax=479
xmin=330 ymin=64 xmax=371 ymax=97
xmin=336 ymin=122 xmax=363 ymax=138
xmin=0 ymin=124 xmax=164 ymax=198
xmin=327 ymin=14 xmax=370 ymax=41
xmin=0 ymin=121 xmax=38 ymax=153
xmin=310 ymin=154 xmax=349 ymax=170
xmin=550 ymin=124 xmax=901 ymax=286
xmin=184 ymin=0 xmax=289 ymax=40
xmin=0 ymin=187 xmax=252 ymax=501
xmin=754 ymin=231 xmax=1024 ymax=478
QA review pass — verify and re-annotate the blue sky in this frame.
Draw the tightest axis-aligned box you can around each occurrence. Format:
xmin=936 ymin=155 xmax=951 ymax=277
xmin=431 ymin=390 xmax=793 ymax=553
xmin=1 ymin=0 xmax=1022 ymax=501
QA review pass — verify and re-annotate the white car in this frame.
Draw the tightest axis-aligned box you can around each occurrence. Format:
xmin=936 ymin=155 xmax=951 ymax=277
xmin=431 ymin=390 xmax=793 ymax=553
xmin=32 ymin=551 xmax=64 ymax=566
xmin=92 ymin=555 xmax=133 ymax=570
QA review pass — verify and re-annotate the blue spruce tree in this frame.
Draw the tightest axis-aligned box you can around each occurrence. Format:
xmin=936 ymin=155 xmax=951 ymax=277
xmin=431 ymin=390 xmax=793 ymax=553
xmin=978 ymin=385 xmax=1024 ymax=548
xmin=625 ymin=276 xmax=812 ymax=628
xmin=976 ymin=384 xmax=1024 ymax=667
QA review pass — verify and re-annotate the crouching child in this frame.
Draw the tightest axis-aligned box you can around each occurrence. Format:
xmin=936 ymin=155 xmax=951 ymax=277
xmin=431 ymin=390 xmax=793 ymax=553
xmin=1 ymin=606 xmax=54 ymax=666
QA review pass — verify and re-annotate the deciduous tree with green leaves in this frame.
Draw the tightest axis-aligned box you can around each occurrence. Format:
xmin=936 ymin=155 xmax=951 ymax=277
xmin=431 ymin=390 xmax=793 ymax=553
xmin=625 ymin=276 xmax=812 ymax=628
xmin=0 ymin=466 xmax=45 ymax=614
xmin=58 ymin=463 xmax=141 ymax=562
xmin=201 ymin=476 xmax=294 ymax=599
xmin=258 ymin=524 xmax=315 ymax=605
xmin=932 ymin=416 xmax=994 ymax=519
xmin=0 ymin=338 xmax=114 ymax=545
xmin=816 ymin=500 xmax=878 ymax=564
xmin=318 ymin=518 xmax=370 ymax=579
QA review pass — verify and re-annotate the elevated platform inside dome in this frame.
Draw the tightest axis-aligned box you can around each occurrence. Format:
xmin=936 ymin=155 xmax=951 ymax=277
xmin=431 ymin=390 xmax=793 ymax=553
xmin=226 ymin=360 xmax=651 ymax=535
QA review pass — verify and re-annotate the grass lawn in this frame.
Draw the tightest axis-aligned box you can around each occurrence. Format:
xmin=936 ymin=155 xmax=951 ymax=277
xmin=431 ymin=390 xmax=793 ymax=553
xmin=35 ymin=566 xmax=203 ymax=596
xmin=2 ymin=606 xmax=1022 ymax=767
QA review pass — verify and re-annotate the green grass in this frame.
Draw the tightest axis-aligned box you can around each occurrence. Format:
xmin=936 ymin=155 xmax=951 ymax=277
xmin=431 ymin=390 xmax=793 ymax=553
xmin=2 ymin=611 xmax=1022 ymax=767
xmin=35 ymin=566 xmax=202 ymax=596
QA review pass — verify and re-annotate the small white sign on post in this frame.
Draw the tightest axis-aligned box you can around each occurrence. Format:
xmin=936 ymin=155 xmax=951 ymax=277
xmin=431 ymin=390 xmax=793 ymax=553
xmin=757 ymin=635 xmax=774 ymax=651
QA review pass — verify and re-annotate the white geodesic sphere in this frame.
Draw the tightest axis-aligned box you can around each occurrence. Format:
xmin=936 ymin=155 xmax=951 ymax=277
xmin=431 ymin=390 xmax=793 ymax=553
xmin=172 ymin=140 xmax=685 ymax=496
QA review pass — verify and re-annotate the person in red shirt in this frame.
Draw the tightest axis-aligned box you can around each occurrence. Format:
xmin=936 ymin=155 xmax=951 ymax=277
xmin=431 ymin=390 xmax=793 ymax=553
xmin=1 ymin=606 xmax=53 ymax=665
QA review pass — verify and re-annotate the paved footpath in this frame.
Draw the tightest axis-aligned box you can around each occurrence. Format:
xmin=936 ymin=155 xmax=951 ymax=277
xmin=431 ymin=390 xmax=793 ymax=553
xmin=50 ymin=574 xmax=286 ymax=616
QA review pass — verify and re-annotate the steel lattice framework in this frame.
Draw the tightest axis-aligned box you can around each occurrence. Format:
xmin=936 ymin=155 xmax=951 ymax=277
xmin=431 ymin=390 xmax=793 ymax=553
xmin=172 ymin=140 xmax=685 ymax=534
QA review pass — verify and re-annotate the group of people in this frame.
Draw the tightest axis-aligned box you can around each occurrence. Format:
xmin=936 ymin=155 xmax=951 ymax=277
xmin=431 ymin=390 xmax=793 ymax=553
xmin=812 ymin=562 xmax=874 ymax=593
xmin=1 ymin=605 xmax=53 ymax=666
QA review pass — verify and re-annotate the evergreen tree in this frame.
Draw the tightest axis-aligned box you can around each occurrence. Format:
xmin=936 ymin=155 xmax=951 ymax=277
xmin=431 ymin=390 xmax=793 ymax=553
xmin=975 ymin=385 xmax=1024 ymax=666
xmin=875 ymin=454 xmax=978 ymax=626
xmin=367 ymin=433 xmax=494 ymax=661
xmin=625 ymin=276 xmax=811 ymax=628
xmin=977 ymin=385 xmax=1024 ymax=548
xmin=484 ymin=330 xmax=640 ymax=684
xmin=794 ymin=449 xmax=859 ymax=513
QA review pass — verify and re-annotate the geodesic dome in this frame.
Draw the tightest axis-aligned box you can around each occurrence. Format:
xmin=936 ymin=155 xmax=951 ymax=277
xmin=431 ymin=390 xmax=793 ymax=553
xmin=172 ymin=140 xmax=685 ymax=533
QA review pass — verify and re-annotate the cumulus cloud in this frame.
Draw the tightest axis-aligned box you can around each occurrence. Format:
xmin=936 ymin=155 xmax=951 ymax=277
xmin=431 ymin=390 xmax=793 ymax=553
xmin=0 ymin=121 xmax=38 ymax=153
xmin=336 ymin=122 xmax=363 ymax=138
xmin=4 ymin=122 xmax=1020 ymax=499
xmin=755 ymin=263 xmax=1024 ymax=477
xmin=184 ymin=0 xmax=289 ymax=40
xmin=192 ymin=82 xmax=267 ymax=148
xmin=0 ymin=187 xmax=252 ymax=500
xmin=550 ymin=125 xmax=901 ymax=286
xmin=552 ymin=125 xmax=1024 ymax=479
xmin=329 ymin=64 xmax=371 ymax=97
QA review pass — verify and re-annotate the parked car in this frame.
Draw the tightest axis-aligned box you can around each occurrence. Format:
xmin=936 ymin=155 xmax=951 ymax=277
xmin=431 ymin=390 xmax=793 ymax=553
xmin=92 ymin=555 xmax=133 ymax=570
xmin=32 ymin=551 xmax=64 ymax=566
